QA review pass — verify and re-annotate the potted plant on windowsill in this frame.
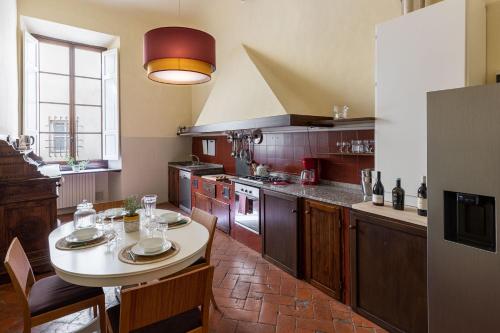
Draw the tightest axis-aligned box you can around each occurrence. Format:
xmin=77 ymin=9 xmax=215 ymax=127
xmin=123 ymin=195 xmax=141 ymax=233
xmin=67 ymin=157 xmax=80 ymax=172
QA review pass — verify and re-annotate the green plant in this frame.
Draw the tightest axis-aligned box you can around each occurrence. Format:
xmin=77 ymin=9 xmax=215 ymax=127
xmin=123 ymin=195 xmax=141 ymax=217
xmin=79 ymin=160 xmax=89 ymax=170
xmin=67 ymin=156 xmax=77 ymax=167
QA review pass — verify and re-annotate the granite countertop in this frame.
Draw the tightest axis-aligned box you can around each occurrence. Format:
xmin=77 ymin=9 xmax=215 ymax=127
xmin=168 ymin=162 xmax=224 ymax=173
xmin=234 ymin=179 xmax=365 ymax=208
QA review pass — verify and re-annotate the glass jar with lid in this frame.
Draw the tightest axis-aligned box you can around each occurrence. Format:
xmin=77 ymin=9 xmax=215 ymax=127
xmin=73 ymin=200 xmax=96 ymax=229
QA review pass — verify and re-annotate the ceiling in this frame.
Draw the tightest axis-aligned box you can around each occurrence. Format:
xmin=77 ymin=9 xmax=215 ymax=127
xmin=83 ymin=0 xmax=191 ymax=14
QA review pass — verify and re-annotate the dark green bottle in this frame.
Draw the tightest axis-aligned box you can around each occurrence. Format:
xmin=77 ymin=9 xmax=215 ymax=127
xmin=392 ymin=178 xmax=405 ymax=210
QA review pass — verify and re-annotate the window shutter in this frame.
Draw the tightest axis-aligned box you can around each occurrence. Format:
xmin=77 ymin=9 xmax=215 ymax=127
xmin=23 ymin=31 xmax=39 ymax=154
xmin=102 ymin=48 xmax=120 ymax=160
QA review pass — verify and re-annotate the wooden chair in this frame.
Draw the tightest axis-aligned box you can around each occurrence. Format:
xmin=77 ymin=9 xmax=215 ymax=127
xmin=190 ymin=208 xmax=218 ymax=265
xmin=106 ymin=265 xmax=214 ymax=333
xmin=4 ymin=238 xmax=106 ymax=333
xmin=93 ymin=200 xmax=124 ymax=212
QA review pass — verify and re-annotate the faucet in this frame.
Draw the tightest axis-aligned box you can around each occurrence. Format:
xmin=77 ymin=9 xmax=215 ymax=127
xmin=190 ymin=154 xmax=200 ymax=165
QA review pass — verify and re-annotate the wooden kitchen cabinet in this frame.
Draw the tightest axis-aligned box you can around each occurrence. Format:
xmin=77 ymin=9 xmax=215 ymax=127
xmin=193 ymin=192 xmax=211 ymax=213
xmin=304 ymin=199 xmax=342 ymax=301
xmin=262 ymin=189 xmax=299 ymax=277
xmin=350 ymin=210 xmax=427 ymax=333
xmin=211 ymin=199 xmax=230 ymax=234
xmin=0 ymin=141 xmax=60 ymax=283
xmin=168 ymin=166 xmax=179 ymax=207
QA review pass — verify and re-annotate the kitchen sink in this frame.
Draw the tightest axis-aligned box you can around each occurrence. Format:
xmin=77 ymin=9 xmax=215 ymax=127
xmin=169 ymin=161 xmax=223 ymax=169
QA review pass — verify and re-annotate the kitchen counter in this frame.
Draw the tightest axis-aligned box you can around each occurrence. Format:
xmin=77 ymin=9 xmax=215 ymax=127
xmin=235 ymin=179 xmax=364 ymax=208
xmin=168 ymin=162 xmax=224 ymax=175
xmin=351 ymin=201 xmax=428 ymax=227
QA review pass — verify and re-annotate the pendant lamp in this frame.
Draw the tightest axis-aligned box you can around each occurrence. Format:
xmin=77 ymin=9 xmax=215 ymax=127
xmin=143 ymin=27 xmax=216 ymax=85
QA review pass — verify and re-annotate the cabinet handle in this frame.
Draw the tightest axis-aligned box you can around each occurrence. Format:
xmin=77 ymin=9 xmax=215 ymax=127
xmin=349 ymin=225 xmax=356 ymax=230
xmin=291 ymin=209 xmax=297 ymax=214
xmin=305 ymin=210 xmax=310 ymax=214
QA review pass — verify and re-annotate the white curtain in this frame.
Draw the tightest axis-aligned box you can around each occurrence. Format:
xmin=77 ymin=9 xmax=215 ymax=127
xmin=0 ymin=0 xmax=19 ymax=137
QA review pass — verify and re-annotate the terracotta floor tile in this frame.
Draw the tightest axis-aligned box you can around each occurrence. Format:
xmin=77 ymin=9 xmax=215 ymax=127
xmin=222 ymin=307 xmax=260 ymax=323
xmin=214 ymin=287 xmax=234 ymax=298
xmin=250 ymin=283 xmax=280 ymax=295
xmin=228 ymin=268 xmax=256 ymax=275
xmin=313 ymin=299 xmax=333 ymax=321
xmin=244 ymin=298 xmax=262 ymax=312
xmin=334 ymin=320 xmax=356 ymax=333
xmin=239 ymin=275 xmax=267 ymax=284
xmin=236 ymin=321 xmax=276 ymax=333
xmin=296 ymin=318 xmax=335 ymax=333
xmin=280 ymin=278 xmax=297 ymax=297
xmin=215 ymin=297 xmax=246 ymax=309
xmin=276 ymin=314 xmax=297 ymax=333
xmin=258 ymin=302 xmax=279 ymax=325
xmin=220 ymin=274 xmax=240 ymax=289
xmin=296 ymin=288 xmax=313 ymax=301
xmin=262 ymin=294 xmax=296 ymax=306
xmin=231 ymin=281 xmax=251 ymax=300
xmin=355 ymin=326 xmax=376 ymax=333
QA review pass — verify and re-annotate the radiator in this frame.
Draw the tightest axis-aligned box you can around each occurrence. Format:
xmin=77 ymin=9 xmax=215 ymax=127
xmin=57 ymin=173 xmax=96 ymax=209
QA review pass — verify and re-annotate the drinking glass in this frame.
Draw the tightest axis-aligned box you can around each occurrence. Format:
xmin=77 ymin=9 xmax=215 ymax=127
xmin=141 ymin=194 xmax=158 ymax=219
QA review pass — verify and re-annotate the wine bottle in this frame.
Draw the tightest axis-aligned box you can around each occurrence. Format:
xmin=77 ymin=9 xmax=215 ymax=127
xmin=392 ymin=178 xmax=405 ymax=210
xmin=372 ymin=171 xmax=384 ymax=206
xmin=417 ymin=176 xmax=427 ymax=216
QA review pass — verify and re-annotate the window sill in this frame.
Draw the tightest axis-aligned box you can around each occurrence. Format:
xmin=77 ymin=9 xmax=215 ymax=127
xmin=60 ymin=168 xmax=121 ymax=176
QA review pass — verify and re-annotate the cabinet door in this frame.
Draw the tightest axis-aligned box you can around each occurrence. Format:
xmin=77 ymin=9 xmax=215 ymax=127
xmin=212 ymin=199 xmax=230 ymax=234
xmin=194 ymin=192 xmax=212 ymax=214
xmin=304 ymin=200 xmax=342 ymax=300
xmin=350 ymin=211 xmax=427 ymax=333
xmin=262 ymin=190 xmax=299 ymax=277
xmin=168 ymin=167 xmax=179 ymax=207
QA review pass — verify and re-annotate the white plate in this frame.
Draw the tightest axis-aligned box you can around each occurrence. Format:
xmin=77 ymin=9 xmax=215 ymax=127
xmin=158 ymin=215 xmax=183 ymax=224
xmin=65 ymin=228 xmax=104 ymax=243
xmin=131 ymin=240 xmax=172 ymax=256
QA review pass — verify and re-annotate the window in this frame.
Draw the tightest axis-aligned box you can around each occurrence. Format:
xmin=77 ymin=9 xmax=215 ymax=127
xmin=37 ymin=37 xmax=103 ymax=162
xmin=23 ymin=31 xmax=120 ymax=165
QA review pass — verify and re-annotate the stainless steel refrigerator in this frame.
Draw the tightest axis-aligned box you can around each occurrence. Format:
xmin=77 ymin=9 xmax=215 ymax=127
xmin=428 ymin=84 xmax=500 ymax=332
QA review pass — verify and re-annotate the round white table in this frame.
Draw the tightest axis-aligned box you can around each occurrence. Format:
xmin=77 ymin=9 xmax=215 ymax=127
xmin=48 ymin=209 xmax=209 ymax=287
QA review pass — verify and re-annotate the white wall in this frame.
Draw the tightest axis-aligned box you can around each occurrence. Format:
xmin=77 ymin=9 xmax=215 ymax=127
xmin=0 ymin=0 xmax=19 ymax=136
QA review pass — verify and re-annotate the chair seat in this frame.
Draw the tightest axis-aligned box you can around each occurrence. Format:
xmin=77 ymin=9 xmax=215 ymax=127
xmin=107 ymin=304 xmax=202 ymax=333
xmin=29 ymin=275 xmax=103 ymax=316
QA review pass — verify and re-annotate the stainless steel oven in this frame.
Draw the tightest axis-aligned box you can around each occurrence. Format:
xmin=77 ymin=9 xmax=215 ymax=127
xmin=234 ymin=182 xmax=260 ymax=234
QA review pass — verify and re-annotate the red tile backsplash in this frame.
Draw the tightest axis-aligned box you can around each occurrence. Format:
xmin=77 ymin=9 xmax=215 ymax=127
xmin=192 ymin=130 xmax=374 ymax=185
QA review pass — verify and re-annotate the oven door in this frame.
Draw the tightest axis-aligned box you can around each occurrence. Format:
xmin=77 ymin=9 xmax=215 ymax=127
xmin=235 ymin=191 xmax=260 ymax=234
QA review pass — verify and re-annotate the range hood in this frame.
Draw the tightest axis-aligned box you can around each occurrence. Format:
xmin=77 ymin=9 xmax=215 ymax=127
xmin=179 ymin=45 xmax=373 ymax=135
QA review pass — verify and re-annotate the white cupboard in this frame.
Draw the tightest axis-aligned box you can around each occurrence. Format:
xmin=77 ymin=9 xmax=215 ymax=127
xmin=375 ymin=0 xmax=485 ymax=205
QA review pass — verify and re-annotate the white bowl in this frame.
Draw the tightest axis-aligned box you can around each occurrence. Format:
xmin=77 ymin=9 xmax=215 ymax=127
xmin=71 ymin=227 xmax=99 ymax=241
xmin=158 ymin=212 xmax=181 ymax=223
xmin=137 ymin=237 xmax=164 ymax=253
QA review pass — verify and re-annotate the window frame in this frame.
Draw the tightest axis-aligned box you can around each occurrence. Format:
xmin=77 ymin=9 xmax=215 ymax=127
xmin=34 ymin=34 xmax=108 ymax=168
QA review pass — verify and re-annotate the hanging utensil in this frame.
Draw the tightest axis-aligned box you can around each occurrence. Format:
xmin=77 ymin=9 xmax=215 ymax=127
xmin=252 ymin=129 xmax=263 ymax=144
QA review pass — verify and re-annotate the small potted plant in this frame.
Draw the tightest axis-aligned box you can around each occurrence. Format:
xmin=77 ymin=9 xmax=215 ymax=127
xmin=67 ymin=157 xmax=80 ymax=172
xmin=123 ymin=195 xmax=141 ymax=233
xmin=79 ymin=160 xmax=89 ymax=171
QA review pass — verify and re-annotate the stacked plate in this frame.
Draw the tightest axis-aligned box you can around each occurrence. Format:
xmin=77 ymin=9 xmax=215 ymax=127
xmin=65 ymin=227 xmax=105 ymax=244
xmin=130 ymin=237 xmax=172 ymax=256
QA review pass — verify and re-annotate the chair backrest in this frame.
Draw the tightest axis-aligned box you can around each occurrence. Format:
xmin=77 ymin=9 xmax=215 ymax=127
xmin=4 ymin=238 xmax=35 ymax=311
xmin=191 ymin=208 xmax=218 ymax=262
xmin=119 ymin=265 xmax=214 ymax=333
xmin=93 ymin=200 xmax=124 ymax=213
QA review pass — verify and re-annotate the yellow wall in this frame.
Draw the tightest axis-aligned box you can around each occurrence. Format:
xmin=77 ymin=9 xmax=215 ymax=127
xmin=487 ymin=1 xmax=500 ymax=83
xmin=189 ymin=0 xmax=500 ymax=124
xmin=17 ymin=0 xmax=192 ymax=138
xmin=188 ymin=0 xmax=401 ymax=123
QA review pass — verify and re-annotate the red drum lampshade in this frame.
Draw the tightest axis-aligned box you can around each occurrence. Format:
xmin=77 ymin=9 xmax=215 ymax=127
xmin=143 ymin=27 xmax=216 ymax=85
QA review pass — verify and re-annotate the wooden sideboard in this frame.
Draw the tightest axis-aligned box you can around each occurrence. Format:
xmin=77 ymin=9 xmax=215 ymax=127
xmin=0 ymin=140 xmax=60 ymax=283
